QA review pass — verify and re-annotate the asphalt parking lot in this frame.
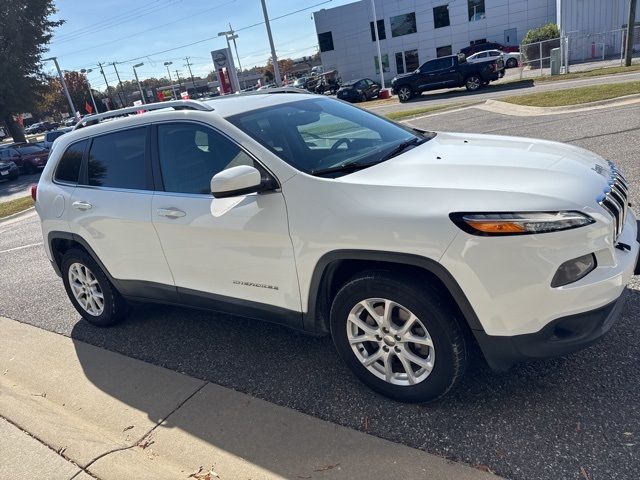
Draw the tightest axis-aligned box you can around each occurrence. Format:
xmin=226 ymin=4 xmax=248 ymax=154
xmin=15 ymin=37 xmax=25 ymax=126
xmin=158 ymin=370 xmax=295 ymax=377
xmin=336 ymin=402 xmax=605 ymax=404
xmin=1 ymin=104 xmax=639 ymax=480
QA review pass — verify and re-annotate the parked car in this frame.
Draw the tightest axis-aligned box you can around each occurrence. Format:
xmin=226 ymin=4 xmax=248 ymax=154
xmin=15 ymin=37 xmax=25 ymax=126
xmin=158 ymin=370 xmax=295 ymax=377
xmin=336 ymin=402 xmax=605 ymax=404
xmin=293 ymin=77 xmax=309 ymax=89
xmin=0 ymin=143 xmax=49 ymax=173
xmin=41 ymin=127 xmax=73 ymax=149
xmin=0 ymin=159 xmax=20 ymax=181
xmin=25 ymin=121 xmax=58 ymax=134
xmin=460 ymin=42 xmax=519 ymax=57
xmin=391 ymin=53 xmax=504 ymax=102
xmin=35 ymin=96 xmax=639 ymax=403
xmin=63 ymin=117 xmax=77 ymax=127
xmin=466 ymin=49 xmax=522 ymax=69
xmin=337 ymin=78 xmax=381 ymax=102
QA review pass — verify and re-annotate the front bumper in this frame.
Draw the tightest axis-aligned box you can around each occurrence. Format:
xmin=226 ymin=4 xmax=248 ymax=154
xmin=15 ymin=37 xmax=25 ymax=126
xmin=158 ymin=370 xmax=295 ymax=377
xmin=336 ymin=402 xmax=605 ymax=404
xmin=475 ymin=291 xmax=628 ymax=371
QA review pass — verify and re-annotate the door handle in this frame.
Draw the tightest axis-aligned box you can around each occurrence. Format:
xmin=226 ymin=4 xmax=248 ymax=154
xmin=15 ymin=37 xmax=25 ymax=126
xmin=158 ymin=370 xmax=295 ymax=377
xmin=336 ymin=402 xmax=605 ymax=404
xmin=72 ymin=201 xmax=92 ymax=211
xmin=157 ymin=207 xmax=186 ymax=218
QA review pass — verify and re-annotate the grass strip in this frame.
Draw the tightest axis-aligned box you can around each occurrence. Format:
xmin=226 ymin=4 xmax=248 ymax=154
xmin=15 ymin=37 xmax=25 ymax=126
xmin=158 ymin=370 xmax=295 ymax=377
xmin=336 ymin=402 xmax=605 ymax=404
xmin=501 ymin=81 xmax=640 ymax=107
xmin=0 ymin=195 xmax=34 ymax=218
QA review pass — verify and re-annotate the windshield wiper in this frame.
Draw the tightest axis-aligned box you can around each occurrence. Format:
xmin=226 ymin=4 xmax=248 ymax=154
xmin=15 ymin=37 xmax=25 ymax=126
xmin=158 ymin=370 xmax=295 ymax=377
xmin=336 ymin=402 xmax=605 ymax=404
xmin=311 ymin=137 xmax=426 ymax=177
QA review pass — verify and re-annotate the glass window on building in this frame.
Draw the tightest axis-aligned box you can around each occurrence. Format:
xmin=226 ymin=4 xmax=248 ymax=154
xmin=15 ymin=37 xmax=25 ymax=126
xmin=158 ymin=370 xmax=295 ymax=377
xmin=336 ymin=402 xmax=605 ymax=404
xmin=468 ymin=0 xmax=486 ymax=22
xmin=374 ymin=54 xmax=390 ymax=74
xmin=436 ymin=45 xmax=453 ymax=57
xmin=405 ymin=49 xmax=419 ymax=71
xmin=318 ymin=32 xmax=334 ymax=52
xmin=395 ymin=52 xmax=404 ymax=74
xmin=433 ymin=5 xmax=450 ymax=29
xmin=370 ymin=19 xmax=386 ymax=41
xmin=390 ymin=12 xmax=417 ymax=37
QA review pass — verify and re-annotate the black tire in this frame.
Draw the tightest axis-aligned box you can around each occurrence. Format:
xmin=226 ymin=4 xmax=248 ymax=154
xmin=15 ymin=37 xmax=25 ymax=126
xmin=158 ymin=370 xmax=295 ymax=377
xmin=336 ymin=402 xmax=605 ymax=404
xmin=396 ymin=85 xmax=413 ymax=103
xmin=330 ymin=271 xmax=468 ymax=403
xmin=465 ymin=75 xmax=482 ymax=92
xmin=61 ymin=248 xmax=129 ymax=327
xmin=506 ymin=58 xmax=518 ymax=68
xmin=360 ymin=92 xmax=367 ymax=103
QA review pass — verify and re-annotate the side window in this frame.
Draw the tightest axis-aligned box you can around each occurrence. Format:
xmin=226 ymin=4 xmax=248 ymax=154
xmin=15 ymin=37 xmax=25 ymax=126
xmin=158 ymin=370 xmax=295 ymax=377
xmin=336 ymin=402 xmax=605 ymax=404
xmin=86 ymin=127 xmax=148 ymax=189
xmin=54 ymin=140 xmax=87 ymax=184
xmin=157 ymin=123 xmax=255 ymax=195
xmin=420 ymin=60 xmax=436 ymax=73
xmin=490 ymin=51 xmax=500 ymax=57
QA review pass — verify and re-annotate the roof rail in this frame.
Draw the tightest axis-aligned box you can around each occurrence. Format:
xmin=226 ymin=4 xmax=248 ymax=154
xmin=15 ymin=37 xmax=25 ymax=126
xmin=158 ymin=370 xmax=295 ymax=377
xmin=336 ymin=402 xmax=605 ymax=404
xmin=73 ymin=100 xmax=214 ymax=130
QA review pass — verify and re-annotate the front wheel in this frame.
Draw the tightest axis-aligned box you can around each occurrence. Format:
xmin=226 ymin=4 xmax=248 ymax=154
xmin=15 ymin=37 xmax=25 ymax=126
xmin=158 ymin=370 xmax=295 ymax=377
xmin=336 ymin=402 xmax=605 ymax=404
xmin=61 ymin=249 xmax=129 ymax=327
xmin=465 ymin=75 xmax=482 ymax=91
xmin=506 ymin=58 xmax=518 ymax=68
xmin=396 ymin=85 xmax=413 ymax=103
xmin=330 ymin=271 xmax=468 ymax=403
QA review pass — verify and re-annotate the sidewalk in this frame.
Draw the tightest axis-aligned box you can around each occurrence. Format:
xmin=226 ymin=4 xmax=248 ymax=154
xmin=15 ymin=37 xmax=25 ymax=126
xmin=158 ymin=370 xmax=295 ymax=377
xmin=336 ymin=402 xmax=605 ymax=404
xmin=0 ymin=315 xmax=502 ymax=480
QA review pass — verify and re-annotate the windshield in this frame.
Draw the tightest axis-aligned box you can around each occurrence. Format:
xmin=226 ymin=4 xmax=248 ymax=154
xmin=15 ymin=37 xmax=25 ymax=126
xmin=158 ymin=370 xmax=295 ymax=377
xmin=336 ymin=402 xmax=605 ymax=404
xmin=227 ymin=98 xmax=431 ymax=176
xmin=17 ymin=145 xmax=45 ymax=154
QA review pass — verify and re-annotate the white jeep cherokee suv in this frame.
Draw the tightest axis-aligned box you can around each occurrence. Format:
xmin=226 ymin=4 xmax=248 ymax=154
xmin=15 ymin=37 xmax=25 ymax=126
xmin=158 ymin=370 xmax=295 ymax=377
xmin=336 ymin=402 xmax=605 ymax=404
xmin=35 ymin=94 xmax=639 ymax=402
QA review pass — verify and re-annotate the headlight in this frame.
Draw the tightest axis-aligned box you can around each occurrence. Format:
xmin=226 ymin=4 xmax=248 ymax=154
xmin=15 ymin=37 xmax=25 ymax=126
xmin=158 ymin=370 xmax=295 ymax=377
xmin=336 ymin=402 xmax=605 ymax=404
xmin=450 ymin=211 xmax=595 ymax=236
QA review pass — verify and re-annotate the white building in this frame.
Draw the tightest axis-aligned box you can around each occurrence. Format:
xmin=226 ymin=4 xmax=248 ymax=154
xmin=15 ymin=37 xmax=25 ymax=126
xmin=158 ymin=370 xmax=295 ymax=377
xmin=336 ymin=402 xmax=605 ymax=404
xmin=314 ymin=0 xmax=556 ymax=82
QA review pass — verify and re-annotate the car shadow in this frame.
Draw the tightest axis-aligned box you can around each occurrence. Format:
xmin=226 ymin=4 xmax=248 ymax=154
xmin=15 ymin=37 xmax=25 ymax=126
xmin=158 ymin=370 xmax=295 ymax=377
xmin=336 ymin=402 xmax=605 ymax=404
xmin=400 ymin=79 xmax=536 ymax=105
xmin=70 ymin=286 xmax=640 ymax=477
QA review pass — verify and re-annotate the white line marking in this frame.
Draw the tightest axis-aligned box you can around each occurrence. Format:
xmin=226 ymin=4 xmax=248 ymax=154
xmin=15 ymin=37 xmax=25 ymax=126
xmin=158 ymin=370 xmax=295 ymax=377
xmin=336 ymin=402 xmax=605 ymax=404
xmin=0 ymin=242 xmax=43 ymax=254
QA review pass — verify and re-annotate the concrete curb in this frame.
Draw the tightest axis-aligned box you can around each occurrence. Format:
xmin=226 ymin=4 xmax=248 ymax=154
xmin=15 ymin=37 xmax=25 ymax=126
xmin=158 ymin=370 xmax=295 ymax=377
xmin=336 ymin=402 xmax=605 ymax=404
xmin=478 ymin=93 xmax=640 ymax=116
xmin=0 ymin=316 xmax=504 ymax=480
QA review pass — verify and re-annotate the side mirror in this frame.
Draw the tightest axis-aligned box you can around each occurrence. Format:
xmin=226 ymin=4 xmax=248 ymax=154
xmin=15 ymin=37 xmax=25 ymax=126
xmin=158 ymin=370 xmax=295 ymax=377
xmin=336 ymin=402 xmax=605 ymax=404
xmin=211 ymin=165 xmax=267 ymax=199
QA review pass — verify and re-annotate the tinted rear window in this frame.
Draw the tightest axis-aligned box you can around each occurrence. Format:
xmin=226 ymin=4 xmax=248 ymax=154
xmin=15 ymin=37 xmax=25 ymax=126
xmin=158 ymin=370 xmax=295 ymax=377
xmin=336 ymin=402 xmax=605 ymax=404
xmin=86 ymin=128 xmax=148 ymax=189
xmin=54 ymin=140 xmax=87 ymax=184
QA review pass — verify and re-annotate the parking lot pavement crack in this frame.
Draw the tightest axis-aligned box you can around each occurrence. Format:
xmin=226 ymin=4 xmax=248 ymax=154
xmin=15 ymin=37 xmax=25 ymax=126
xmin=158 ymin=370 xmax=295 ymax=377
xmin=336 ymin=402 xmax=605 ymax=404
xmin=78 ymin=380 xmax=208 ymax=474
xmin=0 ymin=413 xmax=100 ymax=480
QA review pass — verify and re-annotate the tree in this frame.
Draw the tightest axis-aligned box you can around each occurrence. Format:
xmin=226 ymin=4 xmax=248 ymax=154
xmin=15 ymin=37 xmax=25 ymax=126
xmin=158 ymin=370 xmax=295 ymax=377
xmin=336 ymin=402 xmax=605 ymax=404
xmin=0 ymin=0 xmax=63 ymax=142
xmin=522 ymin=23 xmax=560 ymax=45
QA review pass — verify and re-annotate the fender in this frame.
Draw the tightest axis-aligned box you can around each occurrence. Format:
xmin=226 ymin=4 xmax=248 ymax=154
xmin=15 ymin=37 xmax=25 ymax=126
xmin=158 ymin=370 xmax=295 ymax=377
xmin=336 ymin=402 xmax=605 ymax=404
xmin=302 ymin=250 xmax=484 ymax=334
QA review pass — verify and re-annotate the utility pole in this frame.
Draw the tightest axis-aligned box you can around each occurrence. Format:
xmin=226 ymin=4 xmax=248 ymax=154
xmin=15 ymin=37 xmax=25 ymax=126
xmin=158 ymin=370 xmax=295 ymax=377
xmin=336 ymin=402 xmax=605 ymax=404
xmin=228 ymin=23 xmax=243 ymax=72
xmin=43 ymin=57 xmax=76 ymax=117
xmin=370 ymin=0 xmax=385 ymax=89
xmin=111 ymin=62 xmax=128 ymax=106
xmin=97 ymin=62 xmax=113 ymax=110
xmin=625 ymin=0 xmax=637 ymax=66
xmin=164 ymin=61 xmax=177 ymax=99
xmin=175 ymin=70 xmax=183 ymax=90
xmin=80 ymin=68 xmax=99 ymax=113
xmin=260 ymin=0 xmax=281 ymax=86
xmin=184 ymin=57 xmax=197 ymax=90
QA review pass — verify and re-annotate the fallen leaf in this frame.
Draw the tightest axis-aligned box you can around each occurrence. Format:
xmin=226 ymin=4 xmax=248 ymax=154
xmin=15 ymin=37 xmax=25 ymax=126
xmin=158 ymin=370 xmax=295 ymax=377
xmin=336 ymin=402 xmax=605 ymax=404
xmin=474 ymin=465 xmax=495 ymax=474
xmin=123 ymin=425 xmax=134 ymax=432
xmin=580 ymin=466 xmax=591 ymax=480
xmin=623 ymin=432 xmax=633 ymax=436
xmin=313 ymin=463 xmax=340 ymax=472
xmin=188 ymin=466 xmax=220 ymax=479
xmin=139 ymin=439 xmax=155 ymax=450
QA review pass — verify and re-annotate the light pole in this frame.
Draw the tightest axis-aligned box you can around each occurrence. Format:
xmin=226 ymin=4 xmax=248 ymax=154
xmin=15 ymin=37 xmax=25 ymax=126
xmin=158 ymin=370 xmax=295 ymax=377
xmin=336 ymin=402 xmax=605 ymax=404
xmin=80 ymin=68 xmax=99 ymax=114
xmin=132 ymin=63 xmax=146 ymax=104
xmin=164 ymin=61 xmax=177 ymax=99
xmin=370 ymin=0 xmax=385 ymax=89
xmin=260 ymin=0 xmax=281 ymax=86
xmin=625 ymin=0 xmax=638 ymax=66
xmin=43 ymin=57 xmax=76 ymax=117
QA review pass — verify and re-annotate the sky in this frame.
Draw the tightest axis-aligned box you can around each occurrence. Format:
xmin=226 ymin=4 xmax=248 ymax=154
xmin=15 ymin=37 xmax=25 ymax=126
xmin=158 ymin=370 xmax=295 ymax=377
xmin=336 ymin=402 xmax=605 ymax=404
xmin=46 ymin=0 xmax=355 ymax=91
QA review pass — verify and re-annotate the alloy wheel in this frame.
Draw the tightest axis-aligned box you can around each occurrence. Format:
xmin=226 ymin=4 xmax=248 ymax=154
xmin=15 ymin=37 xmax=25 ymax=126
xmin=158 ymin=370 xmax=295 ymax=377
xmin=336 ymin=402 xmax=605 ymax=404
xmin=398 ymin=87 xmax=411 ymax=102
xmin=346 ymin=298 xmax=435 ymax=386
xmin=68 ymin=262 xmax=105 ymax=316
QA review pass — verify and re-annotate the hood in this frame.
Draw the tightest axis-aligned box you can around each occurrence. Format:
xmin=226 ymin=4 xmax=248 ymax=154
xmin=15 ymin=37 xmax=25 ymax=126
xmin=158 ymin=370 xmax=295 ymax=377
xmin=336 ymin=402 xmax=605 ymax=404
xmin=342 ymin=132 xmax=613 ymax=210
xmin=392 ymin=72 xmax=416 ymax=83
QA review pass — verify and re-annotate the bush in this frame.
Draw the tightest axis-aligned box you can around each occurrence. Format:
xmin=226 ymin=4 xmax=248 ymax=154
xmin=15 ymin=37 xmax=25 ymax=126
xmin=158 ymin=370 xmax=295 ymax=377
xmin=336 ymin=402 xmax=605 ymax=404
xmin=522 ymin=23 xmax=560 ymax=45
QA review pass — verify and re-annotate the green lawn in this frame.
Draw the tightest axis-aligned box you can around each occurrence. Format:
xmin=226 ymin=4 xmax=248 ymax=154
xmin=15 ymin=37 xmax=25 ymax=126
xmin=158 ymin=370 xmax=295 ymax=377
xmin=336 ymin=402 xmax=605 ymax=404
xmin=534 ymin=63 xmax=640 ymax=83
xmin=0 ymin=196 xmax=34 ymax=218
xmin=501 ymin=81 xmax=640 ymax=107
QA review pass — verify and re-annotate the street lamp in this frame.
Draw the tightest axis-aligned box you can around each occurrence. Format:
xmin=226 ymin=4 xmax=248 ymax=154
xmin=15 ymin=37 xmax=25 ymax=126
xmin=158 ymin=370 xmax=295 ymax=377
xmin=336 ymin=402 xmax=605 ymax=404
xmin=163 ymin=61 xmax=177 ymax=100
xmin=43 ymin=57 xmax=76 ymax=117
xmin=132 ymin=63 xmax=146 ymax=104
xmin=80 ymin=68 xmax=99 ymax=114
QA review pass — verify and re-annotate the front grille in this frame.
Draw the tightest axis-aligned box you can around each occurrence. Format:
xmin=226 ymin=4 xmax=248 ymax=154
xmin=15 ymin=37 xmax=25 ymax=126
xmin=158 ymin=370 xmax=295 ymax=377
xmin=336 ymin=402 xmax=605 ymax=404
xmin=598 ymin=160 xmax=629 ymax=241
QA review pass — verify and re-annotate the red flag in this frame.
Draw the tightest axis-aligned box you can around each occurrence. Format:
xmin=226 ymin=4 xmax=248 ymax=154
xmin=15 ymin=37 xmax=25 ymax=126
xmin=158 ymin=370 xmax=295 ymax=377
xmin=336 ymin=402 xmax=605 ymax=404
xmin=85 ymin=101 xmax=93 ymax=114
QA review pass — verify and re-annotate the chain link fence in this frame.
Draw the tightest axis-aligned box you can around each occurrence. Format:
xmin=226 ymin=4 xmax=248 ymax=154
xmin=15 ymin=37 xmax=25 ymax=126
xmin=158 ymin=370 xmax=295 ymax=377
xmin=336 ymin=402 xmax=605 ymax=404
xmin=516 ymin=26 xmax=640 ymax=79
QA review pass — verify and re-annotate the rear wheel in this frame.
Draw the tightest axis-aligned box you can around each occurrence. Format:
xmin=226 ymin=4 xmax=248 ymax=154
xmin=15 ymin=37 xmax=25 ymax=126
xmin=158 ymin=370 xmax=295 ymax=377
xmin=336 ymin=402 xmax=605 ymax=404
xmin=396 ymin=85 xmax=413 ymax=103
xmin=61 ymin=249 xmax=129 ymax=327
xmin=330 ymin=271 xmax=468 ymax=403
xmin=465 ymin=75 xmax=482 ymax=92
xmin=506 ymin=58 xmax=518 ymax=68
xmin=360 ymin=92 xmax=367 ymax=103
